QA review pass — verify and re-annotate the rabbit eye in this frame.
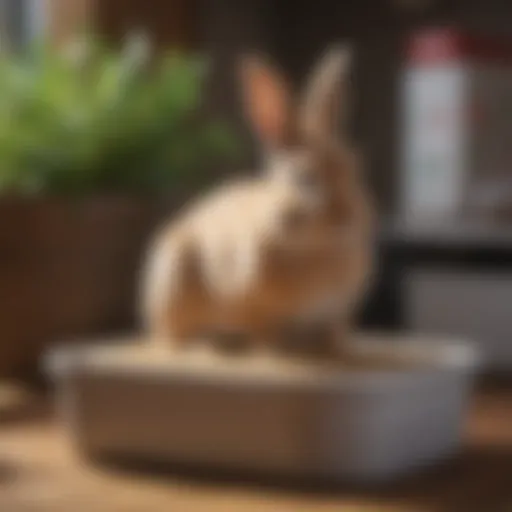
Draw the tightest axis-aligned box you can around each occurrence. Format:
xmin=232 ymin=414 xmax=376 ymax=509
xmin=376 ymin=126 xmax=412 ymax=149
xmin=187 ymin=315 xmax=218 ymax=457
xmin=296 ymin=170 xmax=318 ymax=190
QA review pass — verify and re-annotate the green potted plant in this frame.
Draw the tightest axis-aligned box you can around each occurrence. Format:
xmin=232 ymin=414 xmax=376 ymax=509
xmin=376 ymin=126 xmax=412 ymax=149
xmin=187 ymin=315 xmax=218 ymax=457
xmin=0 ymin=33 xmax=240 ymax=377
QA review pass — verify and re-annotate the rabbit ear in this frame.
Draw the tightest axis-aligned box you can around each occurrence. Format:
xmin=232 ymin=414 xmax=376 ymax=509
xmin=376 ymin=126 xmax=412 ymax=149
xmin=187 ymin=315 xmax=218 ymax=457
xmin=299 ymin=45 xmax=352 ymax=139
xmin=238 ymin=55 xmax=292 ymax=149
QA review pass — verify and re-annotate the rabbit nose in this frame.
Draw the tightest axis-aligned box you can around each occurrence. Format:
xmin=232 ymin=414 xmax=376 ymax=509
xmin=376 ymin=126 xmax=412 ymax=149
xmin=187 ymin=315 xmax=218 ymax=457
xmin=283 ymin=207 xmax=308 ymax=230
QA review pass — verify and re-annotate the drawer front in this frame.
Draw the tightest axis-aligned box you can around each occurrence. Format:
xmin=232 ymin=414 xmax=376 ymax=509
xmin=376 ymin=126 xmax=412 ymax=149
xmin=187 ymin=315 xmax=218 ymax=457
xmin=404 ymin=269 xmax=512 ymax=369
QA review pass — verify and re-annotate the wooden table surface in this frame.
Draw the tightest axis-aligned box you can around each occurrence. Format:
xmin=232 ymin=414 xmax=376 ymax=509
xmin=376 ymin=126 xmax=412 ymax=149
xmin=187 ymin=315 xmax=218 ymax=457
xmin=0 ymin=383 xmax=511 ymax=512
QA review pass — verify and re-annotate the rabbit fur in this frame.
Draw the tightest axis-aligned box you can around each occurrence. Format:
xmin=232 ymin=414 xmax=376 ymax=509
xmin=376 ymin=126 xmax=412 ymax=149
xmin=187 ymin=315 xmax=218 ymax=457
xmin=140 ymin=45 xmax=375 ymax=354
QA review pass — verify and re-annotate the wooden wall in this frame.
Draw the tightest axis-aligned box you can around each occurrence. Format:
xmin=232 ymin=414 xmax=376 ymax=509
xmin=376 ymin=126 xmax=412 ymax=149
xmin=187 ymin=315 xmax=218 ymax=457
xmin=95 ymin=0 xmax=195 ymax=48
xmin=45 ymin=0 xmax=194 ymax=48
xmin=45 ymin=0 xmax=95 ymax=45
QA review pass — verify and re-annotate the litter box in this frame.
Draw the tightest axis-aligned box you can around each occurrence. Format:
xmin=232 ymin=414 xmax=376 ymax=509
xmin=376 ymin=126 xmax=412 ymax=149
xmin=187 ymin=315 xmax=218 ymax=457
xmin=45 ymin=333 xmax=479 ymax=483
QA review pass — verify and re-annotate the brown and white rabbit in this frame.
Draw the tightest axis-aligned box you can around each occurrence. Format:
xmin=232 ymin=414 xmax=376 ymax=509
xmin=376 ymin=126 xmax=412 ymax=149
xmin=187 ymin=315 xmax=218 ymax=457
xmin=140 ymin=45 xmax=375 ymax=356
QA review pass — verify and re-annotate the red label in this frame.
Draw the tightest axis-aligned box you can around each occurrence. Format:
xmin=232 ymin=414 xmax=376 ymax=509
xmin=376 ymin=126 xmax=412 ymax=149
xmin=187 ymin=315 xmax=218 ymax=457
xmin=407 ymin=27 xmax=512 ymax=66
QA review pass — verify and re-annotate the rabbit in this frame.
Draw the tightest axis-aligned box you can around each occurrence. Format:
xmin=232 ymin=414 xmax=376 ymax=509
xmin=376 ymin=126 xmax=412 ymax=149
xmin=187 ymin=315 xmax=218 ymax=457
xmin=140 ymin=45 xmax=375 ymax=357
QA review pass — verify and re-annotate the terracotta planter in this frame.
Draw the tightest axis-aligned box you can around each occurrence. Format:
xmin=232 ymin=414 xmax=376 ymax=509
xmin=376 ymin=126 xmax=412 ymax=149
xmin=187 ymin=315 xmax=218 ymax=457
xmin=0 ymin=196 xmax=174 ymax=377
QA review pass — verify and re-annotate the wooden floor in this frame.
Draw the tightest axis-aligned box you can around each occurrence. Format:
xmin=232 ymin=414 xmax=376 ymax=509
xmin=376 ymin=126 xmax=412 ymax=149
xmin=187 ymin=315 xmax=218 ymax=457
xmin=0 ymin=382 xmax=511 ymax=512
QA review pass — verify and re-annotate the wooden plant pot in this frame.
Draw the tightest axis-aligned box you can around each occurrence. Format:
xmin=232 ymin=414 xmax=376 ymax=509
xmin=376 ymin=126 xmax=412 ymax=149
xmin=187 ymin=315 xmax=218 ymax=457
xmin=0 ymin=196 xmax=171 ymax=377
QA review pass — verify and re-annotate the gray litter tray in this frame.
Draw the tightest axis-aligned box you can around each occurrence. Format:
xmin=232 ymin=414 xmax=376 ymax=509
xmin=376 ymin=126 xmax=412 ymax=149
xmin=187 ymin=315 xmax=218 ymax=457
xmin=45 ymin=333 xmax=479 ymax=483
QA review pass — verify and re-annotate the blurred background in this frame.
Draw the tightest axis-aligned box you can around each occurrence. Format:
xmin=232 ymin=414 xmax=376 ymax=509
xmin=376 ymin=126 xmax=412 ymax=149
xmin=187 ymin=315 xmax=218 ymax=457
xmin=0 ymin=0 xmax=511 ymax=511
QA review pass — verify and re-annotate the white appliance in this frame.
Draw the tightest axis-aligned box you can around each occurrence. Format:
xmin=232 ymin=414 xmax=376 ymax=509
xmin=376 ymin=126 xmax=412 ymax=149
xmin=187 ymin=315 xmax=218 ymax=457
xmin=401 ymin=27 xmax=512 ymax=223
